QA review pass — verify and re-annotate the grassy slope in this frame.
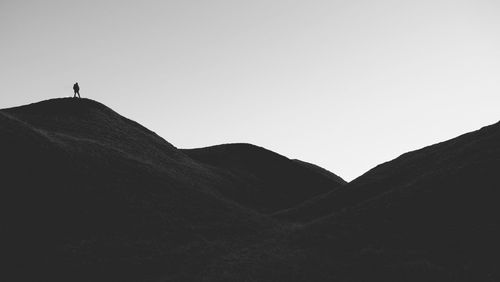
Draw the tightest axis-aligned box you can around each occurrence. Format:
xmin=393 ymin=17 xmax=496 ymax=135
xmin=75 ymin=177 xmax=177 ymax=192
xmin=276 ymin=121 xmax=500 ymax=281
xmin=277 ymin=122 xmax=500 ymax=223
xmin=4 ymin=98 xmax=500 ymax=281
xmin=0 ymin=99 xmax=272 ymax=281
xmin=182 ymin=144 xmax=345 ymax=213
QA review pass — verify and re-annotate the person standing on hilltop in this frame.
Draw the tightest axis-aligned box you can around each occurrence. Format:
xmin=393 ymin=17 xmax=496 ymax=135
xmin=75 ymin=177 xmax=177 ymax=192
xmin=73 ymin=82 xmax=81 ymax=98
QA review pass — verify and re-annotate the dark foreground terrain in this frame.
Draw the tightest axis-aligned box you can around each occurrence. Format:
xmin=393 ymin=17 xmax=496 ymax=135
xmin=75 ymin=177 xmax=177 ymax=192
xmin=1 ymin=98 xmax=499 ymax=281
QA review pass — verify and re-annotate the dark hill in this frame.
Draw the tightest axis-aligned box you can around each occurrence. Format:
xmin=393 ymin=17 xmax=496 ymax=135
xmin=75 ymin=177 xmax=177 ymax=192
xmin=292 ymin=159 xmax=347 ymax=186
xmin=0 ymin=98 xmax=343 ymax=281
xmin=4 ymin=97 xmax=500 ymax=281
xmin=3 ymin=98 xmax=187 ymax=164
xmin=277 ymin=121 xmax=500 ymax=281
xmin=1 ymin=99 xmax=273 ymax=281
xmin=276 ymin=121 xmax=500 ymax=223
xmin=182 ymin=144 xmax=345 ymax=213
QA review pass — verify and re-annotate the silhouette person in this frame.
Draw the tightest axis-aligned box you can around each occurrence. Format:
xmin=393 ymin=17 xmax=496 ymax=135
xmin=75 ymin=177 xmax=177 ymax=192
xmin=73 ymin=82 xmax=81 ymax=98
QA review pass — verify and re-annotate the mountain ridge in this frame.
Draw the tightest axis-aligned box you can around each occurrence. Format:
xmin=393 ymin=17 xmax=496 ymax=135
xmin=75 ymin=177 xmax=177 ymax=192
xmin=0 ymin=98 xmax=345 ymax=281
xmin=275 ymin=120 xmax=500 ymax=223
xmin=182 ymin=143 xmax=345 ymax=212
xmin=3 ymin=97 xmax=500 ymax=281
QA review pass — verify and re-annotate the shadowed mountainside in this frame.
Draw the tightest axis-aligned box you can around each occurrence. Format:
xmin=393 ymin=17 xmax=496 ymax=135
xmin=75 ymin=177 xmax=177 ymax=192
xmin=292 ymin=159 xmax=347 ymax=186
xmin=272 ymin=121 xmax=500 ymax=281
xmin=2 ymin=97 xmax=500 ymax=281
xmin=0 ymin=98 xmax=342 ymax=281
xmin=182 ymin=144 xmax=345 ymax=213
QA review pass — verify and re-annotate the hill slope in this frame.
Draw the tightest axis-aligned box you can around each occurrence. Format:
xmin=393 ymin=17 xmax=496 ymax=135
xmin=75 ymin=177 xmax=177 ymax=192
xmin=182 ymin=144 xmax=345 ymax=213
xmin=4 ymin=97 xmax=500 ymax=281
xmin=1 ymin=99 xmax=273 ymax=281
xmin=277 ymin=122 xmax=500 ymax=222
xmin=0 ymin=98 xmax=343 ymax=281
xmin=276 ymin=121 xmax=500 ymax=281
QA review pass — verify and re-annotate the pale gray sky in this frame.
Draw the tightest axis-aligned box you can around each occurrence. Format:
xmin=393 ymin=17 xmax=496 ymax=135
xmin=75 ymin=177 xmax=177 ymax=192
xmin=2 ymin=0 xmax=500 ymax=180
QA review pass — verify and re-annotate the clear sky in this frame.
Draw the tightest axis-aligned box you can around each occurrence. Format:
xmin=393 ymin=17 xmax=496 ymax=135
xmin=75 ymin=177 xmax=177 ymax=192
xmin=2 ymin=0 xmax=500 ymax=181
